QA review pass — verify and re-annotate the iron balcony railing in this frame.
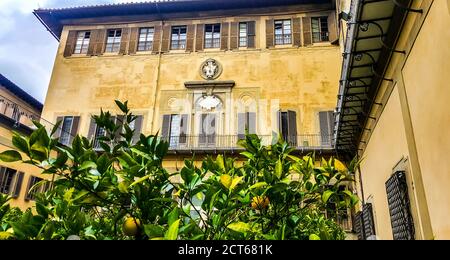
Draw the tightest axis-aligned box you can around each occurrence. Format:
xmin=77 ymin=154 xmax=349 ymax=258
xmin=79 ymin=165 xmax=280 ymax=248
xmin=0 ymin=94 xmax=41 ymax=130
xmin=161 ymin=134 xmax=334 ymax=151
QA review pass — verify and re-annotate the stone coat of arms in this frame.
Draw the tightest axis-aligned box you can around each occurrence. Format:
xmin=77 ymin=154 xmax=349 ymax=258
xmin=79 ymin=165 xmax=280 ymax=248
xmin=200 ymin=58 xmax=222 ymax=80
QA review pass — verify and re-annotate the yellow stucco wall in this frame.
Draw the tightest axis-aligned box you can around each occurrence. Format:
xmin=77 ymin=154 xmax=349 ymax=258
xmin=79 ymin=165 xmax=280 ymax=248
xmin=359 ymin=87 xmax=410 ymax=240
xmin=41 ymin=14 xmax=341 ymax=146
xmin=401 ymin=0 xmax=450 ymax=239
xmin=357 ymin=0 xmax=450 ymax=240
xmin=0 ymin=85 xmax=45 ymax=210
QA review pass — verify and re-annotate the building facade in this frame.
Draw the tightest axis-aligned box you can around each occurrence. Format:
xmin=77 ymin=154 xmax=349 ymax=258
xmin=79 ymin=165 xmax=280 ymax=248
xmin=34 ymin=0 xmax=342 ymax=172
xmin=0 ymin=74 xmax=47 ymax=210
xmin=336 ymin=0 xmax=450 ymax=239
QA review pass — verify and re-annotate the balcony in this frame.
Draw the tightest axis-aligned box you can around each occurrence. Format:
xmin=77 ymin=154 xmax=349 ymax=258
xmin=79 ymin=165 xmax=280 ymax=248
xmin=0 ymin=94 xmax=42 ymax=135
xmin=162 ymin=134 xmax=334 ymax=155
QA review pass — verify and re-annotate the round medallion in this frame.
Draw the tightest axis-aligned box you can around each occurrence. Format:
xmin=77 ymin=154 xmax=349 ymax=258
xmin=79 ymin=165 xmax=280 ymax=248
xmin=200 ymin=58 xmax=222 ymax=80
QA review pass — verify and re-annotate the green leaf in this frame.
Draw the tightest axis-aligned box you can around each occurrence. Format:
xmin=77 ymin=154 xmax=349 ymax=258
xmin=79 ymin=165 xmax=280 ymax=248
xmin=322 ymin=190 xmax=334 ymax=203
xmin=50 ymin=120 xmax=62 ymax=136
xmin=249 ymin=182 xmax=268 ymax=190
xmin=275 ymin=159 xmax=282 ymax=179
xmin=168 ymin=208 xmax=179 ymax=226
xmin=309 ymin=234 xmax=321 ymax=240
xmin=230 ymin=176 xmax=243 ymax=191
xmin=165 ymin=219 xmax=180 ymax=240
xmin=227 ymin=222 xmax=250 ymax=233
xmin=12 ymin=135 xmax=29 ymax=154
xmin=144 ymin=224 xmax=164 ymax=238
xmin=53 ymin=151 xmax=68 ymax=167
xmin=115 ymin=100 xmax=129 ymax=114
xmin=0 ymin=231 xmax=13 ymax=240
xmin=130 ymin=175 xmax=151 ymax=187
xmin=118 ymin=182 xmax=129 ymax=193
xmin=216 ymin=154 xmax=225 ymax=171
xmin=0 ymin=150 xmax=22 ymax=162
xmin=93 ymin=181 xmax=99 ymax=190
xmin=78 ymin=161 xmax=97 ymax=171
xmin=240 ymin=151 xmax=254 ymax=160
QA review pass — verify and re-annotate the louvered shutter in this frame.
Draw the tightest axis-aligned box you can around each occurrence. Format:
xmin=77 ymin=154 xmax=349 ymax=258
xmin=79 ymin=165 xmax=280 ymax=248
xmin=54 ymin=116 xmax=64 ymax=138
xmin=161 ymin=25 xmax=171 ymax=52
xmin=132 ymin=115 xmax=143 ymax=144
xmin=302 ymin=17 xmax=312 ymax=46
xmin=64 ymin=31 xmax=78 ymax=57
xmin=195 ymin=24 xmax=204 ymax=51
xmin=152 ymin=25 xmax=162 ymax=54
xmin=161 ymin=115 xmax=171 ymax=142
xmin=237 ymin=113 xmax=246 ymax=140
xmin=247 ymin=21 xmax=256 ymax=48
xmin=265 ymin=19 xmax=274 ymax=48
xmin=230 ymin=22 xmax=239 ymax=50
xmin=128 ymin=28 xmax=139 ymax=54
xmin=119 ymin=28 xmax=130 ymax=55
xmin=12 ymin=172 xmax=24 ymax=198
xmin=293 ymin=18 xmax=302 ymax=47
xmin=69 ymin=116 xmax=80 ymax=145
xmin=186 ymin=24 xmax=195 ymax=52
xmin=328 ymin=11 xmax=338 ymax=43
xmin=287 ymin=110 xmax=297 ymax=146
xmin=220 ymin=22 xmax=229 ymax=51
xmin=362 ymin=203 xmax=376 ymax=239
xmin=179 ymin=114 xmax=188 ymax=145
xmin=87 ymin=117 xmax=97 ymax=140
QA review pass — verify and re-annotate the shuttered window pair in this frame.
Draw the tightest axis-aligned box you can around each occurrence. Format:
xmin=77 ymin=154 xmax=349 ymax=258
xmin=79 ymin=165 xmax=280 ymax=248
xmin=278 ymin=111 xmax=297 ymax=146
xmin=161 ymin=114 xmax=189 ymax=148
xmin=54 ymin=116 xmax=80 ymax=146
xmin=87 ymin=115 xmax=143 ymax=149
xmin=0 ymin=167 xmax=24 ymax=198
xmin=319 ymin=111 xmax=335 ymax=146
xmin=354 ymin=203 xmax=377 ymax=240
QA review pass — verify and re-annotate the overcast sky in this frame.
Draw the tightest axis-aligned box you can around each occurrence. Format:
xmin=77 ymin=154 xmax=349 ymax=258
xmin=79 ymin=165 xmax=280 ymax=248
xmin=0 ymin=0 xmax=134 ymax=103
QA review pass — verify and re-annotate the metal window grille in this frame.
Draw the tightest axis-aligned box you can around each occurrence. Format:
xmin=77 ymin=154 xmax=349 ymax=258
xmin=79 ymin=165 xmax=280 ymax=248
xmin=386 ymin=171 xmax=415 ymax=240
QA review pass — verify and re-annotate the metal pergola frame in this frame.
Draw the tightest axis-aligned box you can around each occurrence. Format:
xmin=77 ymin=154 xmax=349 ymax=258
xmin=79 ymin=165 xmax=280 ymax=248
xmin=334 ymin=0 xmax=420 ymax=159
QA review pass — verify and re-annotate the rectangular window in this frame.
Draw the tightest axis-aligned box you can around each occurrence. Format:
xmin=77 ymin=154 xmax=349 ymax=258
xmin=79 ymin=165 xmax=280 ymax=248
xmin=74 ymin=31 xmax=91 ymax=54
xmin=238 ymin=112 xmax=256 ymax=139
xmin=55 ymin=116 xmax=80 ymax=146
xmin=93 ymin=124 xmax=106 ymax=150
xmin=171 ymin=26 xmax=187 ymax=50
xmin=162 ymin=114 xmax=188 ymax=148
xmin=239 ymin=22 xmax=248 ymax=47
xmin=25 ymin=176 xmax=45 ymax=201
xmin=0 ymin=168 xmax=16 ymax=195
xmin=274 ymin=19 xmax=292 ymax=45
xmin=204 ymin=24 xmax=221 ymax=48
xmin=105 ymin=29 xmax=122 ymax=53
xmin=278 ymin=110 xmax=297 ymax=146
xmin=386 ymin=171 xmax=415 ymax=240
xmin=311 ymin=17 xmax=329 ymax=42
xmin=319 ymin=111 xmax=335 ymax=146
xmin=137 ymin=27 xmax=154 ymax=51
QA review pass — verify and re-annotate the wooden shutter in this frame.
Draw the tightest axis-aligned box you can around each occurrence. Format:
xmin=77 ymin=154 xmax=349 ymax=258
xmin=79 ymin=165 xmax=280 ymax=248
xmin=179 ymin=114 xmax=188 ymax=144
xmin=54 ymin=116 xmax=64 ymax=138
xmin=328 ymin=11 xmax=338 ymax=43
xmin=94 ymin=30 xmax=106 ymax=55
xmin=302 ymin=17 xmax=312 ymax=46
xmin=277 ymin=111 xmax=282 ymax=135
xmin=208 ymin=114 xmax=216 ymax=146
xmin=247 ymin=21 xmax=256 ymax=48
xmin=319 ymin=111 xmax=331 ymax=146
xmin=12 ymin=172 xmax=24 ymax=198
xmin=64 ymin=31 xmax=78 ymax=57
xmin=287 ymin=110 xmax=297 ymax=146
xmin=354 ymin=211 xmax=366 ymax=240
xmin=69 ymin=116 xmax=80 ymax=145
xmin=128 ymin=28 xmax=139 ymax=54
xmin=195 ymin=24 xmax=204 ymax=52
xmin=119 ymin=28 xmax=130 ymax=55
xmin=237 ymin=113 xmax=246 ymax=140
xmin=132 ymin=116 xmax=143 ymax=144
xmin=186 ymin=24 xmax=196 ymax=52
xmin=87 ymin=30 xmax=98 ymax=55
xmin=220 ymin=22 xmax=229 ymax=51
xmin=87 ymin=117 xmax=97 ymax=140
xmin=265 ymin=19 xmax=274 ymax=48
xmin=293 ymin=18 xmax=302 ymax=47
xmin=161 ymin=25 xmax=171 ymax=53
xmin=152 ymin=25 xmax=162 ymax=54
xmin=161 ymin=115 xmax=171 ymax=142
xmin=230 ymin=22 xmax=239 ymax=50
xmin=248 ymin=112 xmax=256 ymax=134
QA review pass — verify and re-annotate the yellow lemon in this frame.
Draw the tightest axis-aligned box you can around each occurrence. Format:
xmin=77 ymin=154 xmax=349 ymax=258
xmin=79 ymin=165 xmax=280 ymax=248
xmin=123 ymin=217 xmax=141 ymax=236
xmin=334 ymin=159 xmax=348 ymax=172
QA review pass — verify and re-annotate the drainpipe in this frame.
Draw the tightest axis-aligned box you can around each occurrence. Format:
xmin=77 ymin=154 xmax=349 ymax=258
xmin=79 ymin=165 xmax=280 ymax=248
xmin=150 ymin=20 xmax=164 ymax=134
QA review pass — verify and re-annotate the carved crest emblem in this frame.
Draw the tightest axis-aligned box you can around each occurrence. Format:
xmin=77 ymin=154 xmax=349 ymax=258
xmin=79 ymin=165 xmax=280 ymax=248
xmin=200 ymin=58 xmax=222 ymax=80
